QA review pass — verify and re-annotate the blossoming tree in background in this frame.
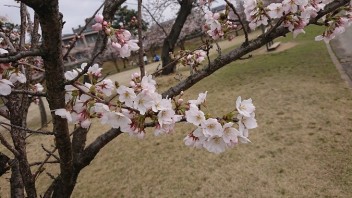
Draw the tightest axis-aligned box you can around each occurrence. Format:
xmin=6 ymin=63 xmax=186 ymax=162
xmin=0 ymin=0 xmax=351 ymax=197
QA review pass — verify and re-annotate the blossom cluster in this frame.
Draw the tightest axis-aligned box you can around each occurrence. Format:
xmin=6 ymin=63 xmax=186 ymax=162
xmin=240 ymin=0 xmax=352 ymax=41
xmin=0 ymin=47 xmax=25 ymax=96
xmin=92 ymin=14 xmax=140 ymax=58
xmin=56 ymin=63 xmax=257 ymax=153
xmin=184 ymin=95 xmax=257 ymax=154
xmin=179 ymin=50 xmax=207 ymax=71
xmin=203 ymin=10 xmax=238 ymax=40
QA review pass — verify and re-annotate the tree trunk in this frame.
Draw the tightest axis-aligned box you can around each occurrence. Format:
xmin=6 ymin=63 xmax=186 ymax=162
xmin=138 ymin=0 xmax=145 ymax=77
xmin=161 ymin=0 xmax=194 ymax=75
xmin=10 ymin=160 xmax=25 ymax=198
xmin=7 ymin=79 xmax=35 ymax=197
xmin=34 ymin=1 xmax=74 ymax=197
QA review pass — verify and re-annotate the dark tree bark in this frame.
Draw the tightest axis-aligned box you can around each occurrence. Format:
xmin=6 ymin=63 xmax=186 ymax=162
xmin=138 ymin=0 xmax=145 ymax=77
xmin=10 ymin=160 xmax=25 ymax=198
xmin=0 ymin=152 xmax=10 ymax=176
xmin=161 ymin=0 xmax=195 ymax=75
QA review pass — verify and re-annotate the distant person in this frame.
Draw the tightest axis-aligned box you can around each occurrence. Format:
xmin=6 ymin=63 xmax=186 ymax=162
xmin=153 ymin=54 xmax=160 ymax=62
xmin=143 ymin=53 xmax=148 ymax=65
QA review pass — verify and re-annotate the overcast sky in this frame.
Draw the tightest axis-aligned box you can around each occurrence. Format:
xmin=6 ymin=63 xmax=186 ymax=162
xmin=0 ymin=0 xmax=223 ymax=34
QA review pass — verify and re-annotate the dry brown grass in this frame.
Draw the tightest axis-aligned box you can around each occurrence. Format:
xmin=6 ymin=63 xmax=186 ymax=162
xmin=1 ymin=26 xmax=352 ymax=197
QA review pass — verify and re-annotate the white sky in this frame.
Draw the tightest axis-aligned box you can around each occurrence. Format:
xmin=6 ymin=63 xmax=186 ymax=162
xmin=0 ymin=0 xmax=223 ymax=34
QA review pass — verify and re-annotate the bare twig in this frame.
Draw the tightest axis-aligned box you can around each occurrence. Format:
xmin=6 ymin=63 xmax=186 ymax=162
xmin=0 ymin=121 xmax=53 ymax=135
xmin=0 ymin=132 xmax=20 ymax=157
xmin=30 ymin=160 xmax=59 ymax=166
xmin=142 ymin=4 xmax=168 ymax=36
xmin=41 ymin=145 xmax=60 ymax=161
xmin=151 ymin=44 xmax=206 ymax=76
xmin=62 ymin=1 xmax=105 ymax=60
xmin=224 ymin=0 xmax=249 ymax=45
xmin=20 ymin=61 xmax=45 ymax=72
xmin=33 ymin=146 xmax=58 ymax=179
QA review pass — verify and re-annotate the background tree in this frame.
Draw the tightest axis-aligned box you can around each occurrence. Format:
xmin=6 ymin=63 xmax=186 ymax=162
xmin=111 ymin=5 xmax=149 ymax=35
xmin=161 ymin=0 xmax=196 ymax=75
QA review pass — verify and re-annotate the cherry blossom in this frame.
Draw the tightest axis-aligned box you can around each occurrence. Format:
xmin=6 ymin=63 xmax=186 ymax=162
xmin=185 ymin=104 xmax=206 ymax=126
xmin=34 ymin=83 xmax=44 ymax=92
xmin=116 ymin=85 xmax=136 ymax=108
xmin=188 ymin=91 xmax=207 ymax=106
xmin=203 ymin=135 xmax=227 ymax=154
xmin=236 ymin=96 xmax=255 ymax=117
xmin=222 ymin=122 xmax=239 ymax=144
xmin=9 ymin=71 xmax=26 ymax=83
xmin=0 ymin=78 xmax=13 ymax=96
xmin=96 ymin=79 xmax=115 ymax=96
xmin=55 ymin=109 xmax=73 ymax=122
xmin=267 ymin=3 xmax=284 ymax=19
xmin=201 ymin=118 xmax=223 ymax=137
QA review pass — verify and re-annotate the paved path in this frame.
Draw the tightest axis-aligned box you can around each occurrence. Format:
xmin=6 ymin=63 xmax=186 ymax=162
xmin=330 ymin=26 xmax=352 ymax=88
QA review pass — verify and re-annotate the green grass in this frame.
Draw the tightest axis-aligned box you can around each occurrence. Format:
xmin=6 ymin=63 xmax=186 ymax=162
xmin=70 ymin=26 xmax=352 ymax=197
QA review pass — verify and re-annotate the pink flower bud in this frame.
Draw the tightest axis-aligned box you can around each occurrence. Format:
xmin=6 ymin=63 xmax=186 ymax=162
xmin=95 ymin=14 xmax=104 ymax=23
xmin=178 ymin=98 xmax=184 ymax=104
xmin=112 ymin=42 xmax=121 ymax=50
xmin=133 ymin=72 xmax=140 ymax=79
xmin=92 ymin=23 xmax=102 ymax=31
xmin=103 ymin=21 xmax=108 ymax=26
xmin=105 ymin=29 xmax=111 ymax=34
xmin=130 ymin=81 xmax=136 ymax=87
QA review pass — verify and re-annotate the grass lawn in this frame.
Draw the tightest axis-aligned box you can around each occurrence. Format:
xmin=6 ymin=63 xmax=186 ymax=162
xmin=1 ymin=26 xmax=352 ymax=197
xmin=71 ymin=26 xmax=352 ymax=197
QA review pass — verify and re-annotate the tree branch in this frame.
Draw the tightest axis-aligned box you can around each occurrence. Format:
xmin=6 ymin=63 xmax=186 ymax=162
xmin=0 ymin=121 xmax=53 ymax=135
xmin=0 ymin=32 xmax=16 ymax=53
xmin=224 ymin=0 xmax=249 ymax=45
xmin=0 ymin=49 xmax=44 ymax=63
xmin=142 ymin=4 xmax=168 ymax=36
xmin=62 ymin=1 xmax=105 ymax=60
xmin=0 ymin=132 xmax=20 ymax=157
xmin=19 ymin=3 xmax=27 ymax=50
xmin=78 ymin=128 xmax=123 ymax=169
xmin=11 ymin=89 xmax=46 ymax=97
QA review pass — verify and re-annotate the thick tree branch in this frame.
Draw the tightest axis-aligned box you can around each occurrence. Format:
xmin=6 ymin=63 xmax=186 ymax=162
xmin=11 ymin=90 xmax=46 ymax=97
xmin=0 ymin=121 xmax=53 ymax=135
xmin=0 ymin=49 xmax=44 ymax=63
xmin=78 ymin=128 xmax=123 ymax=169
xmin=19 ymin=3 xmax=27 ymax=50
xmin=31 ymin=13 xmax=40 ymax=48
xmin=0 ymin=32 xmax=16 ymax=53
